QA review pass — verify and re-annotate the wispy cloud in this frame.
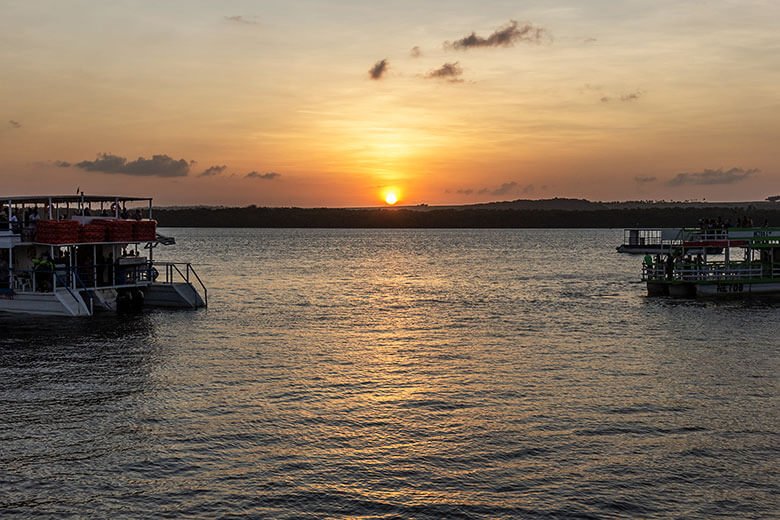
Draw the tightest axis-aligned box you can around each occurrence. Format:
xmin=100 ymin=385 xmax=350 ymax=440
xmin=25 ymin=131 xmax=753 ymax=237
xmin=425 ymin=62 xmax=463 ymax=82
xmin=620 ymin=91 xmax=643 ymax=102
xmin=634 ymin=175 xmax=657 ymax=184
xmin=9 ymin=120 xmax=21 ymax=129
xmin=601 ymin=90 xmax=644 ymax=103
xmin=446 ymin=20 xmax=549 ymax=50
xmin=200 ymin=165 xmax=227 ymax=177
xmin=225 ymin=15 xmax=257 ymax=25
xmin=245 ymin=171 xmax=280 ymax=180
xmin=484 ymin=181 xmax=520 ymax=196
xmin=456 ymin=182 xmax=534 ymax=197
xmin=368 ymin=59 xmax=389 ymax=80
xmin=60 ymin=153 xmax=191 ymax=177
xmin=410 ymin=46 xmax=422 ymax=58
xmin=667 ymin=167 xmax=758 ymax=186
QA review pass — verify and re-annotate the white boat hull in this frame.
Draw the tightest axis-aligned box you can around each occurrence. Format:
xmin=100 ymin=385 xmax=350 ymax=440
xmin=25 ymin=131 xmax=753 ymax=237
xmin=0 ymin=289 xmax=91 ymax=316
xmin=695 ymin=281 xmax=780 ymax=297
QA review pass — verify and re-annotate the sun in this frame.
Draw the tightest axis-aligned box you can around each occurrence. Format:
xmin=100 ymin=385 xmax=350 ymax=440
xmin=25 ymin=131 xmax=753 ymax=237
xmin=385 ymin=191 xmax=399 ymax=205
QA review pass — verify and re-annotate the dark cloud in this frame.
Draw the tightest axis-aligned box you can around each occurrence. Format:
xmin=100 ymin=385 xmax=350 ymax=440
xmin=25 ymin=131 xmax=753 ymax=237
xmin=9 ymin=120 xmax=22 ymax=129
xmin=600 ymin=96 xmax=611 ymax=103
xmin=246 ymin=171 xmax=280 ymax=180
xmin=446 ymin=20 xmax=549 ymax=50
xmin=200 ymin=165 xmax=227 ymax=177
xmin=425 ymin=62 xmax=463 ymax=82
xmin=70 ymin=153 xmax=190 ymax=177
xmin=55 ymin=160 xmax=72 ymax=168
xmin=634 ymin=176 xmax=657 ymax=184
xmin=667 ymin=167 xmax=758 ymax=186
xmin=455 ymin=188 xmax=474 ymax=195
xmin=369 ymin=59 xmax=389 ymax=80
xmin=583 ymin=37 xmax=598 ymax=45
xmin=225 ymin=15 xmax=257 ymax=24
xmin=410 ymin=46 xmax=422 ymax=58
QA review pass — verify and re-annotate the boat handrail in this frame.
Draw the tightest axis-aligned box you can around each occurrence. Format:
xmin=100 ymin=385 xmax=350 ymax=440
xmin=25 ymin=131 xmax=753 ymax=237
xmin=642 ymin=261 xmax=778 ymax=282
xmin=154 ymin=261 xmax=208 ymax=307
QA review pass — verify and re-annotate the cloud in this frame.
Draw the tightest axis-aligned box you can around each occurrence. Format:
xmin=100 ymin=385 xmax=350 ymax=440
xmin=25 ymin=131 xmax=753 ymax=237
xmin=369 ymin=59 xmax=389 ymax=80
xmin=488 ymin=181 xmax=520 ymax=196
xmin=225 ymin=15 xmax=257 ymax=24
xmin=583 ymin=37 xmax=598 ymax=45
xmin=456 ymin=182 xmax=533 ymax=197
xmin=667 ymin=167 xmax=758 ymax=186
xmin=634 ymin=176 xmax=657 ymax=184
xmin=602 ymin=90 xmax=644 ymax=103
xmin=68 ymin=153 xmax=191 ymax=177
xmin=9 ymin=120 xmax=22 ymax=129
xmin=599 ymin=90 xmax=645 ymax=103
xmin=446 ymin=20 xmax=549 ymax=50
xmin=620 ymin=91 xmax=643 ymax=102
xmin=200 ymin=165 xmax=227 ymax=177
xmin=245 ymin=171 xmax=280 ymax=180
xmin=425 ymin=62 xmax=463 ymax=82
xmin=410 ymin=46 xmax=422 ymax=58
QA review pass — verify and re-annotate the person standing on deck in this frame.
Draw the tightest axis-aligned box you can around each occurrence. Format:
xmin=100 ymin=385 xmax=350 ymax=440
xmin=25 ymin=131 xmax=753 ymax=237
xmin=643 ymin=253 xmax=654 ymax=277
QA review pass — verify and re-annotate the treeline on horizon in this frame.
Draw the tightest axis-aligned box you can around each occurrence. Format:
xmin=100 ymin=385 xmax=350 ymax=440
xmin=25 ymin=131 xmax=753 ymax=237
xmin=153 ymin=205 xmax=780 ymax=229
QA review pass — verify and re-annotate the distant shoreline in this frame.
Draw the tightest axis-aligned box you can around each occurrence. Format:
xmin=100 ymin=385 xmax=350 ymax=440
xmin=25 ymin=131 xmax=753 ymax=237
xmin=154 ymin=201 xmax=780 ymax=229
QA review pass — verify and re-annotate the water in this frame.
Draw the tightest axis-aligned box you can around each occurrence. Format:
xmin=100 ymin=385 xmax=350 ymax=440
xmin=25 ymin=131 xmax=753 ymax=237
xmin=1 ymin=229 xmax=777 ymax=519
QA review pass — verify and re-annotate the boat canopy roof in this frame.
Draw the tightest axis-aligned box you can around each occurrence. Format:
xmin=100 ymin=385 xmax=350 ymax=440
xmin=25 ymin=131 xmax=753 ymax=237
xmin=2 ymin=195 xmax=152 ymax=205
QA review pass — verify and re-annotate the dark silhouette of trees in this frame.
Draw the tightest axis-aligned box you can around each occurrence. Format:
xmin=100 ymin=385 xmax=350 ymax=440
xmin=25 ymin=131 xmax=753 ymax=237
xmin=152 ymin=205 xmax=780 ymax=228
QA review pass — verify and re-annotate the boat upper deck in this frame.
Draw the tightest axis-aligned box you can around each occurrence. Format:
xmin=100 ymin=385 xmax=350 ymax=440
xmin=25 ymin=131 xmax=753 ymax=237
xmin=0 ymin=194 xmax=157 ymax=247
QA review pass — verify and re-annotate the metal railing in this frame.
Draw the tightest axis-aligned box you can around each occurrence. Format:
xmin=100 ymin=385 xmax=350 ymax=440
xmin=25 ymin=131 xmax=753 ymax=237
xmin=7 ymin=261 xmax=207 ymax=307
xmin=642 ymin=262 xmax=780 ymax=282
xmin=154 ymin=262 xmax=208 ymax=307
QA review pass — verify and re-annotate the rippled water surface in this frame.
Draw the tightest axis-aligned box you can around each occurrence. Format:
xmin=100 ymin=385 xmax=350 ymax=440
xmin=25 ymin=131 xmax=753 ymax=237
xmin=1 ymin=229 xmax=778 ymax=518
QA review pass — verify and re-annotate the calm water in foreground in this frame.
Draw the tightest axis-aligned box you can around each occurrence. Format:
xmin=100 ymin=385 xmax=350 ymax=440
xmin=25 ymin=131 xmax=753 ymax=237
xmin=1 ymin=228 xmax=778 ymax=519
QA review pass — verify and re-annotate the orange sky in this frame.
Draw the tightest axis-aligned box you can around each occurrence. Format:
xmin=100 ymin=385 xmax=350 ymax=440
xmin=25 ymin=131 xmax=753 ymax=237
xmin=1 ymin=1 xmax=779 ymax=206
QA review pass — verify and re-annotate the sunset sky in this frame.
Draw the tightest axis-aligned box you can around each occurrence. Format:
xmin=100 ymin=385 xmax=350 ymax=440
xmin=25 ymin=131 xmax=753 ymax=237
xmin=1 ymin=1 xmax=779 ymax=206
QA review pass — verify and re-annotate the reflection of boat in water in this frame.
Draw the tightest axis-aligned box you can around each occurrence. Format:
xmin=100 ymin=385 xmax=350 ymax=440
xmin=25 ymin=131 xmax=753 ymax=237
xmin=0 ymin=194 xmax=207 ymax=316
xmin=617 ymin=228 xmax=722 ymax=255
xmin=641 ymin=227 xmax=780 ymax=298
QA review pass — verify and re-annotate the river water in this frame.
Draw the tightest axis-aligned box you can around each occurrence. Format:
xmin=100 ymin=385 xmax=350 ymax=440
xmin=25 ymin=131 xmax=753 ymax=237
xmin=1 ymin=228 xmax=777 ymax=518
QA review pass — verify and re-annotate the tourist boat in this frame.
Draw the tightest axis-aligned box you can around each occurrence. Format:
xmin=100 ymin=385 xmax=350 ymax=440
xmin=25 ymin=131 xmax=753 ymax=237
xmin=641 ymin=226 xmax=780 ymax=297
xmin=0 ymin=194 xmax=206 ymax=316
xmin=617 ymin=228 xmax=722 ymax=255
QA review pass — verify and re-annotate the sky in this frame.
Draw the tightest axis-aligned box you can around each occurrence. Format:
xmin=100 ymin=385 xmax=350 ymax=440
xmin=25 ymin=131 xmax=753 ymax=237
xmin=1 ymin=0 xmax=779 ymax=207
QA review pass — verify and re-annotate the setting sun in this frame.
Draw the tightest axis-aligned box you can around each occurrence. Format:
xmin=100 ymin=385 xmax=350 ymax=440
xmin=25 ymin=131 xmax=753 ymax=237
xmin=385 ymin=192 xmax=398 ymax=205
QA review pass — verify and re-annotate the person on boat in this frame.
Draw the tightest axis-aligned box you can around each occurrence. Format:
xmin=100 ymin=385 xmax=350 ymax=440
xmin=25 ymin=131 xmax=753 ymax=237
xmin=32 ymin=253 xmax=55 ymax=292
xmin=133 ymin=208 xmax=143 ymax=221
xmin=121 ymin=207 xmax=129 ymax=219
xmin=665 ymin=254 xmax=674 ymax=280
xmin=643 ymin=253 xmax=653 ymax=275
